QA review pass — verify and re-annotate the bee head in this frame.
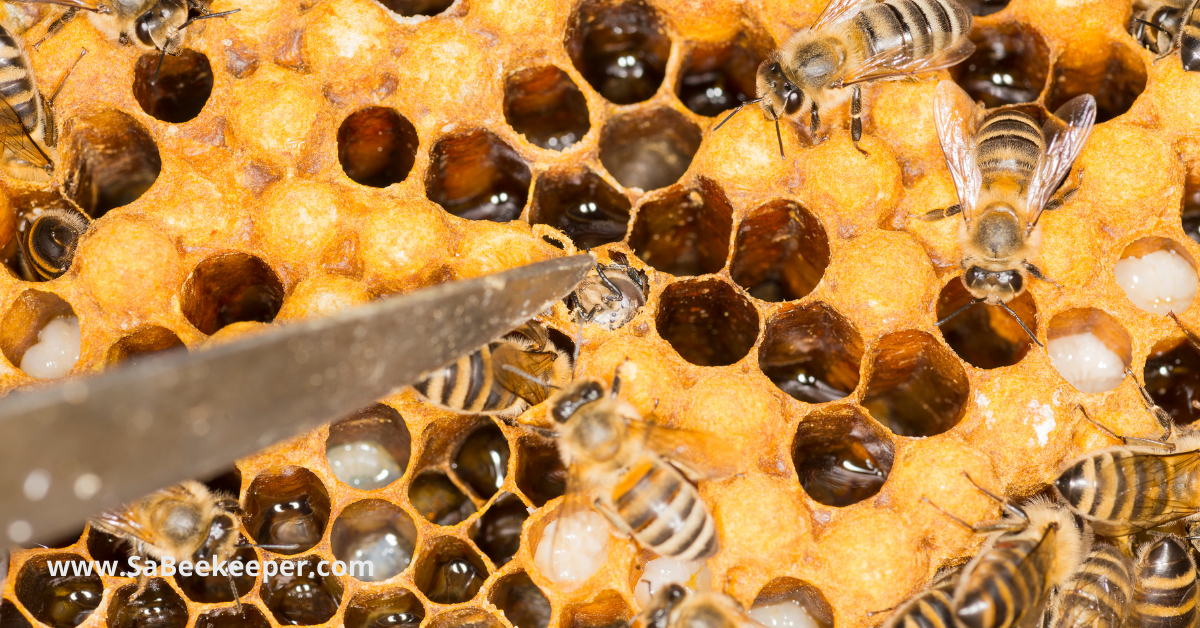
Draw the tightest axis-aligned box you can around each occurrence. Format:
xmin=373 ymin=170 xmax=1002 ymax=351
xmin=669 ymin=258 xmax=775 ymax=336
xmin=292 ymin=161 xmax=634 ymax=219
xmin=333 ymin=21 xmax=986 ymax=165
xmin=963 ymin=266 xmax=1024 ymax=304
xmin=645 ymin=584 xmax=689 ymax=628
xmin=134 ymin=0 xmax=188 ymax=52
xmin=194 ymin=513 xmax=239 ymax=564
xmin=550 ymin=379 xmax=604 ymax=424
xmin=755 ymin=60 xmax=803 ymax=118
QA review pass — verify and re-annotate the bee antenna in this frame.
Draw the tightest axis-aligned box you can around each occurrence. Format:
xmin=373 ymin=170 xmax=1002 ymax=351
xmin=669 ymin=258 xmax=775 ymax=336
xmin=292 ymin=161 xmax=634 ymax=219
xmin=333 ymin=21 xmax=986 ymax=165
xmin=962 ymin=472 xmax=1027 ymax=520
xmin=936 ymin=297 xmax=985 ymax=327
xmin=151 ymin=47 xmax=167 ymax=86
xmin=713 ymin=98 xmax=761 ymax=132
xmin=997 ymin=302 xmax=1043 ymax=348
xmin=865 ymin=607 xmax=895 ymax=617
xmin=178 ymin=8 xmax=242 ymax=31
xmin=773 ymin=113 xmax=784 ymax=159
xmin=49 ymin=48 xmax=87 ymax=106
xmin=1168 ymin=310 xmax=1200 ymax=351
xmin=229 ymin=576 xmax=243 ymax=616
xmin=1132 ymin=17 xmax=1170 ymax=33
xmin=920 ymin=496 xmax=976 ymax=530
xmin=501 ymin=364 xmax=560 ymax=391
xmin=237 ymin=542 xmax=299 ymax=549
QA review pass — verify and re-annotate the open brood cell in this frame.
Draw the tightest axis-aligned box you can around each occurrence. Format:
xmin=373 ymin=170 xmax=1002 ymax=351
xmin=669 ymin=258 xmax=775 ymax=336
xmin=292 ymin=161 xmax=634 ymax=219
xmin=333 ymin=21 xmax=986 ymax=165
xmin=1 ymin=0 xmax=1199 ymax=626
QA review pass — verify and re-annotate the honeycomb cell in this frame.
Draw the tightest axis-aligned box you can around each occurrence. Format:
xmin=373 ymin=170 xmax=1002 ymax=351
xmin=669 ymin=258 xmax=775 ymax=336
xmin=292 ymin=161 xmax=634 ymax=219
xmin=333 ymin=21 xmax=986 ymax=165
xmin=516 ymin=439 xmax=567 ymax=507
xmin=656 ymin=279 xmax=759 ymax=367
xmin=205 ymin=466 xmax=243 ymax=498
xmin=15 ymin=554 xmax=103 ymax=628
xmin=337 ymin=107 xmax=419 ymax=189
xmin=408 ymin=470 xmax=477 ymax=526
xmin=195 ymin=607 xmax=270 ymax=628
xmin=325 ymin=404 xmax=412 ymax=491
xmin=413 ymin=539 xmax=488 ymax=605
xmin=759 ymin=303 xmax=864 ymax=404
xmin=0 ymin=600 xmax=32 ymax=628
xmin=949 ymin=21 xmax=1050 ymax=107
xmin=862 ymin=331 xmax=970 ymax=437
xmin=375 ymin=0 xmax=453 ymax=17
xmin=599 ymin=109 xmax=702 ymax=191
xmin=181 ymin=252 xmax=284 ymax=335
xmin=43 ymin=527 xmax=84 ymax=549
xmin=425 ymin=609 xmax=504 ymax=628
xmin=452 ymin=423 xmax=510 ymax=499
xmin=0 ymin=290 xmax=78 ymax=378
xmin=531 ymin=170 xmax=632 ymax=249
xmin=629 ymin=179 xmax=732 ymax=275
xmin=1047 ymin=42 xmax=1146 ymax=123
xmin=344 ymin=589 xmax=425 ymax=628
xmin=566 ymin=0 xmax=670 ymax=105
xmin=792 ymin=409 xmax=894 ymax=507
xmin=174 ymin=545 xmax=257 ymax=604
xmin=244 ymin=466 xmax=332 ymax=554
xmin=86 ymin=528 xmax=133 ymax=575
xmin=491 ymin=572 xmax=552 ymax=628
xmin=426 ymin=130 xmax=531 ymax=222
xmin=504 ymin=66 xmax=590 ymax=151
xmin=677 ymin=37 xmax=763 ymax=117
xmin=260 ymin=557 xmax=342 ymax=626
xmin=66 ymin=109 xmax=161 ymax=217
xmin=1114 ymin=237 xmax=1198 ymax=315
xmin=962 ymin=0 xmax=1010 ymax=15
xmin=105 ymin=326 xmax=185 ymax=367
xmin=936 ymin=278 xmax=1038 ymax=369
xmin=330 ymin=499 xmax=418 ymax=582
xmin=562 ymin=591 xmax=632 ymax=628
xmin=729 ymin=200 xmax=829 ymax=302
xmin=473 ymin=492 xmax=528 ymax=567
xmin=749 ymin=578 xmax=833 ymax=628
xmin=1047 ymin=308 xmax=1133 ymax=394
xmin=106 ymin=579 xmax=187 ymax=628
xmin=133 ymin=50 xmax=214 ymax=123
xmin=1146 ymin=335 xmax=1200 ymax=426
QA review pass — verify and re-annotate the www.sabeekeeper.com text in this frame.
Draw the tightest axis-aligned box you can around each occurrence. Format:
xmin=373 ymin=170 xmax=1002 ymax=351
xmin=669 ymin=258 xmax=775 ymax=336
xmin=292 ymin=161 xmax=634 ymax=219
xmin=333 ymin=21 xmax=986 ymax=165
xmin=46 ymin=556 xmax=374 ymax=578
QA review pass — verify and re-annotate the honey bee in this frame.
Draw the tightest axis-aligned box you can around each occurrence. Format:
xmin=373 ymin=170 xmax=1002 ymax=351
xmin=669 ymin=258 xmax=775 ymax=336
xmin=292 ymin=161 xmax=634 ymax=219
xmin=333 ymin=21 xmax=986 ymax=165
xmin=19 ymin=206 xmax=90 ymax=280
xmin=876 ymin=565 xmax=960 ymax=628
xmin=1130 ymin=534 xmax=1198 ymax=628
xmin=537 ymin=365 xmax=738 ymax=561
xmin=924 ymin=81 xmax=1096 ymax=343
xmin=413 ymin=321 xmax=573 ymax=417
xmin=1043 ymin=542 xmax=1134 ymax=628
xmin=1130 ymin=0 xmax=1200 ymax=71
xmin=567 ymin=252 xmax=649 ymax=331
xmin=924 ymin=480 xmax=1088 ymax=628
xmin=90 ymin=481 xmax=245 ymax=610
xmin=636 ymin=584 xmax=760 ymax=628
xmin=715 ymin=0 xmax=975 ymax=156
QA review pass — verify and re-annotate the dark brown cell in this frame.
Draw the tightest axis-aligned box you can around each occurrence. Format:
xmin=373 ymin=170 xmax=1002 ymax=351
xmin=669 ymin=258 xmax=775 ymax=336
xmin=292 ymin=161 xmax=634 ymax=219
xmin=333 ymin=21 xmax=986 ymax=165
xmin=174 ymin=545 xmax=257 ymax=604
xmin=730 ymin=201 xmax=829 ymax=302
xmin=0 ymin=600 xmax=33 ymax=628
xmin=181 ymin=252 xmax=284 ymax=335
xmin=531 ymin=170 xmax=632 ymax=249
xmin=504 ymin=66 xmax=590 ymax=151
xmin=656 ymin=279 xmax=759 ymax=367
xmin=15 ymin=555 xmax=103 ymax=628
xmin=105 ymin=326 xmax=185 ymax=367
xmin=566 ymin=0 xmax=670 ymax=104
xmin=452 ymin=423 xmax=511 ymax=499
xmin=408 ymin=471 xmax=477 ymax=526
xmin=414 ymin=540 xmax=489 ymax=605
xmin=491 ymin=573 xmax=552 ymax=628
xmin=1146 ymin=336 xmax=1200 ymax=426
xmin=937 ymin=278 xmax=1039 ymax=369
xmin=473 ymin=493 xmax=528 ymax=567
xmin=793 ymin=410 xmax=894 ymax=507
xmin=862 ymin=331 xmax=970 ymax=437
xmin=599 ymin=109 xmax=702 ymax=191
xmin=949 ymin=22 xmax=1050 ymax=107
xmin=1046 ymin=41 xmax=1146 ymax=123
xmin=344 ymin=589 xmax=425 ymax=628
xmin=65 ymin=110 xmax=161 ymax=217
xmin=376 ymin=0 xmax=453 ymax=17
xmin=133 ymin=50 xmax=214 ymax=123
xmin=106 ymin=579 xmax=188 ymax=628
xmin=677 ymin=37 xmax=765 ymax=117
xmin=629 ymin=179 xmax=732 ymax=275
xmin=261 ymin=557 xmax=342 ymax=626
xmin=516 ymin=439 xmax=567 ymax=507
xmin=195 ymin=607 xmax=271 ymax=628
xmin=244 ymin=466 xmax=331 ymax=554
xmin=337 ymin=107 xmax=418 ymax=188
xmin=759 ymin=303 xmax=864 ymax=404
xmin=426 ymin=130 xmax=531 ymax=222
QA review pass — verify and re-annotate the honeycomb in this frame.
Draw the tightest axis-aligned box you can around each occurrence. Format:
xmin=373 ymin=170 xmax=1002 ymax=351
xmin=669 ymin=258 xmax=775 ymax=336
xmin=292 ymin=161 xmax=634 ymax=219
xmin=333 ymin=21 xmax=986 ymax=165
xmin=1 ymin=0 xmax=1199 ymax=625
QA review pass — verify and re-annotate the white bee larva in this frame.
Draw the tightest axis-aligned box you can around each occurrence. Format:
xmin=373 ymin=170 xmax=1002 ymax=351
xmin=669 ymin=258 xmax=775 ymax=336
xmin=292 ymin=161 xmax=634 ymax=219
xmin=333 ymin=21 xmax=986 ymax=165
xmin=340 ymin=528 xmax=412 ymax=582
xmin=533 ymin=511 xmax=611 ymax=588
xmin=1114 ymin=250 xmax=1198 ymax=315
xmin=634 ymin=557 xmax=712 ymax=608
xmin=326 ymin=440 xmax=403 ymax=490
xmin=749 ymin=599 xmax=823 ymax=628
xmin=20 ymin=315 xmax=80 ymax=379
xmin=1048 ymin=332 xmax=1126 ymax=393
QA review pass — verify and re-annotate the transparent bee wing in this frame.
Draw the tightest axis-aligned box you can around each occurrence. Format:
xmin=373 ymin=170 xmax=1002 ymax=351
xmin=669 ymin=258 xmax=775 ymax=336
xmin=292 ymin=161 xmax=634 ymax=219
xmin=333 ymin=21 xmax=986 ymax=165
xmin=1048 ymin=589 xmax=1123 ymax=628
xmin=6 ymin=0 xmax=106 ymax=11
xmin=835 ymin=35 xmax=976 ymax=87
xmin=0 ymin=96 xmax=53 ymax=171
xmin=511 ymin=320 xmax=550 ymax=351
xmin=933 ymin=80 xmax=982 ymax=221
xmin=628 ymin=417 xmax=739 ymax=482
xmin=492 ymin=345 xmax=558 ymax=406
xmin=1064 ymin=449 xmax=1200 ymax=535
xmin=1025 ymin=94 xmax=1096 ymax=230
xmin=810 ymin=0 xmax=871 ymax=31
xmin=546 ymin=461 xmax=608 ymax=586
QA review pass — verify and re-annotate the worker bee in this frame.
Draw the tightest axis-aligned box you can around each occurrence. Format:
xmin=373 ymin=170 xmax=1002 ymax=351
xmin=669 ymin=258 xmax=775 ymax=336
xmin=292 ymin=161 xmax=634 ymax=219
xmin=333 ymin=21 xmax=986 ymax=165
xmin=715 ymin=0 xmax=975 ymax=156
xmin=537 ymin=365 xmax=738 ymax=561
xmin=924 ymin=480 xmax=1088 ymax=628
xmin=636 ymin=584 xmax=760 ymax=628
xmin=90 ymin=481 xmax=245 ymax=610
xmin=924 ymin=81 xmax=1096 ymax=344
xmin=876 ymin=565 xmax=960 ymax=628
xmin=1130 ymin=0 xmax=1200 ymax=71
xmin=18 ymin=206 xmax=90 ymax=280
xmin=1043 ymin=542 xmax=1134 ymax=628
xmin=1130 ymin=534 xmax=1198 ymax=628
xmin=567 ymin=252 xmax=649 ymax=331
xmin=413 ymin=321 xmax=573 ymax=417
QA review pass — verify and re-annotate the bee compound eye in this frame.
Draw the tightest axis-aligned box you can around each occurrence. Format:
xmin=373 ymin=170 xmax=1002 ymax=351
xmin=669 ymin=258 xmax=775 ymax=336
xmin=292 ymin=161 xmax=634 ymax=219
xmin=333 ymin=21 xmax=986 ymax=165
xmin=135 ymin=16 xmax=158 ymax=47
xmin=784 ymin=90 xmax=803 ymax=115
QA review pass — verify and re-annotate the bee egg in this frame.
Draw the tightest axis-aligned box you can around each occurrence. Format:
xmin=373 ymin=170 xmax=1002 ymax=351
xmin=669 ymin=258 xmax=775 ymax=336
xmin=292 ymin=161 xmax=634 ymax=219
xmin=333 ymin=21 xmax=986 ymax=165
xmin=1048 ymin=332 xmax=1126 ymax=394
xmin=326 ymin=441 xmax=402 ymax=490
xmin=748 ymin=600 xmax=822 ymax=628
xmin=19 ymin=315 xmax=80 ymax=379
xmin=533 ymin=511 xmax=611 ymax=588
xmin=633 ymin=557 xmax=712 ymax=608
xmin=1114 ymin=250 xmax=1198 ymax=314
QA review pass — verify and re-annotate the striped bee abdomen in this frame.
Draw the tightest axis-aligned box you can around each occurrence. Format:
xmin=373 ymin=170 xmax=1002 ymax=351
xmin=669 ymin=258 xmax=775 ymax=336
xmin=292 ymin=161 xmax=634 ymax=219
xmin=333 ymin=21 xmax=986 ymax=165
xmin=0 ymin=25 xmax=42 ymax=135
xmin=975 ymin=110 xmax=1044 ymax=191
xmin=883 ymin=577 xmax=957 ymax=628
xmin=1132 ymin=535 xmax=1199 ymax=628
xmin=612 ymin=459 xmax=717 ymax=560
xmin=1053 ymin=448 xmax=1197 ymax=534
xmin=413 ymin=343 xmax=520 ymax=415
xmin=852 ymin=0 xmax=971 ymax=61
xmin=955 ymin=533 xmax=1055 ymax=628
xmin=1049 ymin=543 xmax=1133 ymax=628
xmin=20 ymin=208 xmax=88 ymax=281
xmin=1182 ymin=2 xmax=1200 ymax=70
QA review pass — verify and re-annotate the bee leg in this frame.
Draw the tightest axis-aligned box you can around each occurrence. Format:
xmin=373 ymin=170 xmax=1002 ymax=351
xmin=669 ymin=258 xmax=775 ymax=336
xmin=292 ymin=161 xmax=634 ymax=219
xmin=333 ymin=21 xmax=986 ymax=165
xmin=1044 ymin=168 xmax=1085 ymax=212
xmin=1075 ymin=404 xmax=1176 ymax=451
xmin=596 ymin=264 xmax=623 ymax=301
xmin=592 ymin=499 xmax=634 ymax=539
xmin=1022 ymin=262 xmax=1061 ymax=290
xmin=851 ymin=85 xmax=869 ymax=157
xmin=130 ymin=573 xmax=150 ymax=601
xmin=920 ymin=496 xmax=1025 ymax=533
xmin=228 ymin=576 xmax=243 ymax=615
xmin=1125 ymin=367 xmax=1178 ymax=437
xmin=809 ymin=102 xmax=821 ymax=143
xmin=1169 ymin=310 xmax=1200 ymax=353
xmin=34 ymin=7 xmax=78 ymax=51
xmin=918 ymin=205 xmax=961 ymax=222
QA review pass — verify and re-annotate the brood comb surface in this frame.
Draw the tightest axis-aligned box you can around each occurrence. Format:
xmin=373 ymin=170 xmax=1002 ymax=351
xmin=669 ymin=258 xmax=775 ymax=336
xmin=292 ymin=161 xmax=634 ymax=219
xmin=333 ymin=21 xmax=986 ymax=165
xmin=1 ymin=0 xmax=1198 ymax=626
